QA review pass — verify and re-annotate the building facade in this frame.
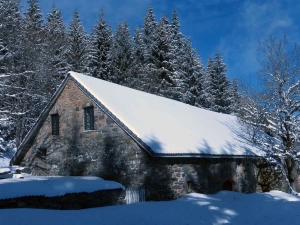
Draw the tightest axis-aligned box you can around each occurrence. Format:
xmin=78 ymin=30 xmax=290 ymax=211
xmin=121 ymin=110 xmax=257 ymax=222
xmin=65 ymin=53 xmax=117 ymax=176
xmin=11 ymin=72 xmax=298 ymax=200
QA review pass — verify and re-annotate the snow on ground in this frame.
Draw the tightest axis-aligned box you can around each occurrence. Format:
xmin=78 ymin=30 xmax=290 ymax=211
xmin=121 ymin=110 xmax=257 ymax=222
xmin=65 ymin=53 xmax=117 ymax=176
xmin=70 ymin=71 xmax=265 ymax=157
xmin=0 ymin=137 xmax=16 ymax=167
xmin=0 ymin=156 xmax=10 ymax=168
xmin=0 ymin=190 xmax=299 ymax=225
xmin=0 ymin=167 xmax=10 ymax=174
xmin=0 ymin=176 xmax=124 ymax=199
xmin=0 ymin=147 xmax=13 ymax=168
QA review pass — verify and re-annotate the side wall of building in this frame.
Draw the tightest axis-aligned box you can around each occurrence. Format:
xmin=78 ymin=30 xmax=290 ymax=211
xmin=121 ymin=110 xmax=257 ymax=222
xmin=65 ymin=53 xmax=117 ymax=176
xmin=20 ymin=80 xmax=293 ymax=200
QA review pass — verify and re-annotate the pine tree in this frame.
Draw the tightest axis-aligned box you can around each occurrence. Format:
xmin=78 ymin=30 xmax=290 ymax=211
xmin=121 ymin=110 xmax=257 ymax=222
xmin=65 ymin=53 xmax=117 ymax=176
xmin=22 ymin=0 xmax=44 ymax=72
xmin=0 ymin=0 xmax=22 ymax=73
xmin=67 ymin=10 xmax=89 ymax=73
xmin=44 ymin=4 xmax=70 ymax=83
xmin=1 ymin=0 xmax=51 ymax=146
xmin=176 ymin=39 xmax=202 ymax=105
xmin=170 ymin=9 xmax=183 ymax=52
xmin=154 ymin=15 xmax=176 ymax=99
xmin=0 ymin=0 xmax=22 ymax=44
xmin=142 ymin=7 xmax=157 ymax=64
xmin=111 ymin=21 xmax=134 ymax=85
xmin=129 ymin=27 xmax=144 ymax=89
xmin=24 ymin=0 xmax=43 ymax=30
xmin=88 ymin=11 xmax=112 ymax=80
xmin=210 ymin=50 xmax=232 ymax=114
xmin=231 ymin=78 xmax=241 ymax=113
xmin=0 ymin=0 xmax=22 ymax=141
xmin=137 ymin=7 xmax=158 ymax=93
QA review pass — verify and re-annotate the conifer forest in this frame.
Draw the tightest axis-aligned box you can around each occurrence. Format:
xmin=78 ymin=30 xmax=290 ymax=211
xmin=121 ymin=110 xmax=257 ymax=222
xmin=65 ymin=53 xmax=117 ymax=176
xmin=0 ymin=0 xmax=239 ymax=146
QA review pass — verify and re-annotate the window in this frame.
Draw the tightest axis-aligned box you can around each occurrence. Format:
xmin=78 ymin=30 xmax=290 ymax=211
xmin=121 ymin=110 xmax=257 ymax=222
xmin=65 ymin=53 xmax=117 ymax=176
xmin=84 ymin=106 xmax=94 ymax=130
xmin=37 ymin=147 xmax=47 ymax=159
xmin=51 ymin=114 xmax=59 ymax=135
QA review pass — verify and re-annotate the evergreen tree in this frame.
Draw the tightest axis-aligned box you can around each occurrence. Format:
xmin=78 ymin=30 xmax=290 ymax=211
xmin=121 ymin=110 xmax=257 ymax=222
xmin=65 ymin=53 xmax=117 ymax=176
xmin=111 ymin=21 xmax=134 ymax=85
xmin=196 ymin=57 xmax=215 ymax=109
xmin=0 ymin=0 xmax=51 ymax=146
xmin=137 ymin=7 xmax=158 ymax=93
xmin=170 ymin=9 xmax=184 ymax=57
xmin=177 ymin=39 xmax=202 ymax=105
xmin=129 ymin=27 xmax=144 ymax=89
xmin=44 ymin=4 xmax=70 ymax=83
xmin=142 ymin=7 xmax=157 ymax=64
xmin=154 ymin=15 xmax=175 ymax=99
xmin=231 ymin=78 xmax=241 ymax=113
xmin=0 ymin=0 xmax=22 ymax=141
xmin=0 ymin=0 xmax=22 ymax=46
xmin=210 ymin=50 xmax=232 ymax=114
xmin=24 ymin=0 xmax=43 ymax=30
xmin=67 ymin=10 xmax=89 ymax=73
xmin=22 ymin=0 xmax=44 ymax=72
xmin=88 ymin=11 xmax=112 ymax=80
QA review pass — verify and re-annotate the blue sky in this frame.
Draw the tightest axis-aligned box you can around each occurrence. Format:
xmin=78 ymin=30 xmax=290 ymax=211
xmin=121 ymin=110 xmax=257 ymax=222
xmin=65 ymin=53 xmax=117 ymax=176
xmin=20 ymin=0 xmax=300 ymax=82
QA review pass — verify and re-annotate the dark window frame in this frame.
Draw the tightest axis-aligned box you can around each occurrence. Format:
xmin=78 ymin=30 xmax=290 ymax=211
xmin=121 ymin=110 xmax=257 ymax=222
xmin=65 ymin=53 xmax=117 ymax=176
xmin=37 ymin=147 xmax=47 ymax=159
xmin=84 ymin=106 xmax=94 ymax=130
xmin=51 ymin=114 xmax=59 ymax=135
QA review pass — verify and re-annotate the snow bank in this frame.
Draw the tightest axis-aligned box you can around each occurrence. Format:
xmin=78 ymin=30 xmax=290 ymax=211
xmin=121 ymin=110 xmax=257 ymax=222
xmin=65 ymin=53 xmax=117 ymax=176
xmin=0 ymin=176 xmax=124 ymax=199
xmin=0 ymin=157 xmax=11 ymax=168
xmin=0 ymin=167 xmax=10 ymax=174
xmin=70 ymin=71 xmax=265 ymax=157
xmin=0 ymin=191 xmax=299 ymax=225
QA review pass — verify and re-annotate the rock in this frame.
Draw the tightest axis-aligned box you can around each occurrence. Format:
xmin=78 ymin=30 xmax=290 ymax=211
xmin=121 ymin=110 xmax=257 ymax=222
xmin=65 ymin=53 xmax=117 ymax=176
xmin=17 ymin=202 xmax=26 ymax=208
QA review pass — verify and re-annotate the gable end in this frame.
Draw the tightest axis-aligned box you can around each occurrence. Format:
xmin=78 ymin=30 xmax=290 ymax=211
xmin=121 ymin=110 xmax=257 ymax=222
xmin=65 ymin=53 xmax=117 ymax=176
xmin=68 ymin=75 xmax=155 ymax=157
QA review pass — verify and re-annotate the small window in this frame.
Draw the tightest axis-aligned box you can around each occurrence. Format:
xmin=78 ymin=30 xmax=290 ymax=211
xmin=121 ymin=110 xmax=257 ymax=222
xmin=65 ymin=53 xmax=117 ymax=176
xmin=51 ymin=114 xmax=59 ymax=135
xmin=37 ymin=147 xmax=47 ymax=159
xmin=84 ymin=106 xmax=94 ymax=130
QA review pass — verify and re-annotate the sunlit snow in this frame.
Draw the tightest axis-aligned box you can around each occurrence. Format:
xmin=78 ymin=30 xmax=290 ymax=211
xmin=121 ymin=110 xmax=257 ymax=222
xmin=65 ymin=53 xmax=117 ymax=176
xmin=0 ymin=191 xmax=299 ymax=225
xmin=70 ymin=71 xmax=265 ymax=156
xmin=0 ymin=176 xmax=124 ymax=199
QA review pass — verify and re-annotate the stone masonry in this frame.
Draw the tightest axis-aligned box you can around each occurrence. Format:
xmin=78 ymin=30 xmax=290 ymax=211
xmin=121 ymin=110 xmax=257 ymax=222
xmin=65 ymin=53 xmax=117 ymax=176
xmin=19 ymin=79 xmax=295 ymax=201
xmin=0 ymin=189 xmax=125 ymax=209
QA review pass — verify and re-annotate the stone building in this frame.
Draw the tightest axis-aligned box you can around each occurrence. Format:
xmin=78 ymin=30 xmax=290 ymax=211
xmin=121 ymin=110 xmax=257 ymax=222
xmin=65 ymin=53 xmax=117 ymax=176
xmin=11 ymin=72 xmax=298 ymax=200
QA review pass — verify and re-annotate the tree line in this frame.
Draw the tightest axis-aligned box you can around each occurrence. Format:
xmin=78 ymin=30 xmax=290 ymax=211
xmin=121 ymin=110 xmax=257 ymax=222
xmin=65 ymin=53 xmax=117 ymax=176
xmin=0 ymin=0 xmax=239 ymax=146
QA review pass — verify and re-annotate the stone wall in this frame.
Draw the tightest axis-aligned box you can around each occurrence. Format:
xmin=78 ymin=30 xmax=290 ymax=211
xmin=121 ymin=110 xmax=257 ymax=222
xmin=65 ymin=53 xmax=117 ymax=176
xmin=19 ymin=79 xmax=296 ymax=201
xmin=0 ymin=189 xmax=125 ymax=209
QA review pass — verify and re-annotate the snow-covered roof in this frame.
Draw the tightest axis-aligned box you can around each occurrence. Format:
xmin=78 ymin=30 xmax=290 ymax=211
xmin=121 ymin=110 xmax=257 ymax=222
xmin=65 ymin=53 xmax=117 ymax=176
xmin=11 ymin=71 xmax=265 ymax=165
xmin=69 ymin=71 xmax=265 ymax=157
xmin=0 ymin=176 xmax=124 ymax=199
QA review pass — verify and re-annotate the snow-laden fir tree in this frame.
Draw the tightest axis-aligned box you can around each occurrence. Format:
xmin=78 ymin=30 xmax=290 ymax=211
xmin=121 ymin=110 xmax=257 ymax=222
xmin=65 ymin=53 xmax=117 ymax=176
xmin=170 ymin=9 xmax=182 ymax=51
xmin=231 ymin=77 xmax=241 ymax=113
xmin=111 ymin=21 xmax=134 ymax=85
xmin=0 ymin=0 xmax=51 ymax=146
xmin=0 ymin=0 xmax=23 ymax=141
xmin=129 ymin=27 xmax=144 ymax=89
xmin=177 ymin=38 xmax=205 ymax=106
xmin=67 ymin=10 xmax=89 ymax=74
xmin=153 ymin=15 xmax=176 ymax=99
xmin=44 ymin=4 xmax=70 ymax=85
xmin=209 ymin=50 xmax=232 ymax=114
xmin=88 ymin=11 xmax=113 ymax=80
xmin=137 ymin=7 xmax=158 ymax=93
